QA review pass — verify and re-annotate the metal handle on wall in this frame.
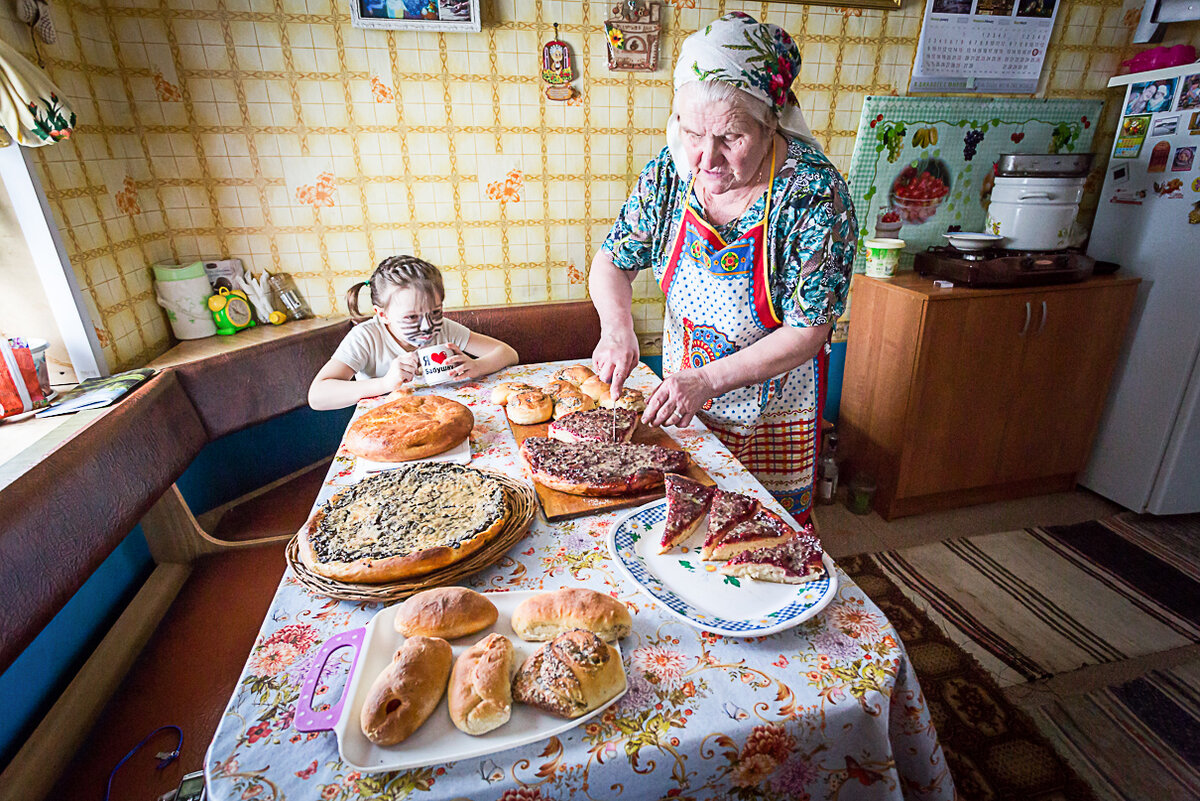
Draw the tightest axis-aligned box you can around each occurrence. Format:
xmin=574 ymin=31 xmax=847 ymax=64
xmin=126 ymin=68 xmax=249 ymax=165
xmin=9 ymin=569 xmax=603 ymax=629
xmin=1037 ymin=301 xmax=1047 ymax=335
xmin=1020 ymin=301 xmax=1031 ymax=336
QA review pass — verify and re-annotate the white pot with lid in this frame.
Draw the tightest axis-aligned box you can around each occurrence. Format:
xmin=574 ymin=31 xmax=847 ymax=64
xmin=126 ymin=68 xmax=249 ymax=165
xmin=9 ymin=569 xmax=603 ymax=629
xmin=985 ymin=175 xmax=1085 ymax=251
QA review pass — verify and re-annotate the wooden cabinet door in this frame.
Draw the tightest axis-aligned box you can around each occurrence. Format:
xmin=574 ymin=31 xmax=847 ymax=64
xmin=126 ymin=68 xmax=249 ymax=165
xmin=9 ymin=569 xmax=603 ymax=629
xmin=897 ymin=293 xmax=1028 ymax=498
xmin=995 ymin=283 xmax=1137 ymax=482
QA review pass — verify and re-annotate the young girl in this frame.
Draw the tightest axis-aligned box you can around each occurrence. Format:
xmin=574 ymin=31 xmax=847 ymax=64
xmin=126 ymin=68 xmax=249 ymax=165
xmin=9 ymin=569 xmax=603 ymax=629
xmin=308 ymin=255 xmax=518 ymax=410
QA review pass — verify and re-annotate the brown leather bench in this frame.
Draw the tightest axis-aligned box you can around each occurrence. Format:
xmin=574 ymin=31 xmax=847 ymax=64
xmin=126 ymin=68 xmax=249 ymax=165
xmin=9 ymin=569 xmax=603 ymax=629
xmin=0 ymin=300 xmax=604 ymax=801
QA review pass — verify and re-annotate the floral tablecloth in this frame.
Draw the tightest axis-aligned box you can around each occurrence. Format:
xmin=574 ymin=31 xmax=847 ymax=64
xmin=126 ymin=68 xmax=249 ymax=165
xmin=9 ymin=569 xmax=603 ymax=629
xmin=205 ymin=361 xmax=955 ymax=801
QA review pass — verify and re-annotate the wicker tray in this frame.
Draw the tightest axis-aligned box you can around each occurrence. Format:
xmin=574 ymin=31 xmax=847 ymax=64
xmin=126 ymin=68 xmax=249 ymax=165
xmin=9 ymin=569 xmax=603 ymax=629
xmin=285 ymin=470 xmax=538 ymax=603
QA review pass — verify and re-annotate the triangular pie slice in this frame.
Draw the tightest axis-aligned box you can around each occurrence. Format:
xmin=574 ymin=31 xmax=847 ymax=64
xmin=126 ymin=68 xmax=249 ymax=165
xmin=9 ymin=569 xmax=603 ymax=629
xmin=700 ymin=489 xmax=759 ymax=556
xmin=658 ymin=473 xmax=716 ymax=554
xmin=700 ymin=508 xmax=794 ymax=561
xmin=720 ymin=528 xmax=827 ymax=585
xmin=548 ymin=408 xmax=639 ymax=443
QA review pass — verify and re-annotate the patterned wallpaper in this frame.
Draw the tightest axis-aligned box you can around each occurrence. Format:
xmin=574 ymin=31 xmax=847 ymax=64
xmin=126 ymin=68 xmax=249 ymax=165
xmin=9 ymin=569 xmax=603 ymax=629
xmin=2 ymin=0 xmax=1197 ymax=371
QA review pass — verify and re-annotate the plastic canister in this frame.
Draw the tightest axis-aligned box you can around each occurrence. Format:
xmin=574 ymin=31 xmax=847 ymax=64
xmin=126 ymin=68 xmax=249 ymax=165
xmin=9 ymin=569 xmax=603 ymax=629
xmin=153 ymin=261 xmax=218 ymax=339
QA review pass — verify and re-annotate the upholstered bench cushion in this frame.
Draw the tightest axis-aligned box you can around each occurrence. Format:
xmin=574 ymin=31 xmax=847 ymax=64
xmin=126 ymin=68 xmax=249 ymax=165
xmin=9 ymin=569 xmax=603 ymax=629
xmin=448 ymin=300 xmax=601 ymax=365
xmin=0 ymin=372 xmax=207 ymax=673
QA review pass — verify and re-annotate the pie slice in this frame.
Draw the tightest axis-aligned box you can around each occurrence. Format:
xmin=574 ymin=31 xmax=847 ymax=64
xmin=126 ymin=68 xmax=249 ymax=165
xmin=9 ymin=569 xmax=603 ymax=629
xmin=548 ymin=408 xmax=639 ymax=444
xmin=720 ymin=529 xmax=827 ymax=585
xmin=700 ymin=489 xmax=759 ymax=556
xmin=658 ymin=473 xmax=716 ymax=554
xmin=519 ymin=437 xmax=688 ymax=497
xmin=700 ymin=507 xmax=795 ymax=561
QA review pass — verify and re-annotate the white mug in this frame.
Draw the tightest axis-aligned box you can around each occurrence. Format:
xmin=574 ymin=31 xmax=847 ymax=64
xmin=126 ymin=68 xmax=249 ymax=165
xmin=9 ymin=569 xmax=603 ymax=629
xmin=417 ymin=344 xmax=457 ymax=385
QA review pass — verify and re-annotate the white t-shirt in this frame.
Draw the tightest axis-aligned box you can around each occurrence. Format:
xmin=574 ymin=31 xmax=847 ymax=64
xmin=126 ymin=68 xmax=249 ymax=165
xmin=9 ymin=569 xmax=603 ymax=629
xmin=331 ymin=316 xmax=473 ymax=381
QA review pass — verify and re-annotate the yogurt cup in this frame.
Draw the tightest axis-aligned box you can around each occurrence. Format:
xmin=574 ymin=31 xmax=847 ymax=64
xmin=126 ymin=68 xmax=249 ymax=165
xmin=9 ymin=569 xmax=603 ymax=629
xmin=417 ymin=344 xmax=457 ymax=386
xmin=863 ymin=238 xmax=905 ymax=278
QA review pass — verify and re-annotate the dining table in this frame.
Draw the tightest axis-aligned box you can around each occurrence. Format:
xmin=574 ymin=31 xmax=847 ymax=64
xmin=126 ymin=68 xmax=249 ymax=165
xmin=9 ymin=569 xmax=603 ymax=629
xmin=204 ymin=359 xmax=956 ymax=801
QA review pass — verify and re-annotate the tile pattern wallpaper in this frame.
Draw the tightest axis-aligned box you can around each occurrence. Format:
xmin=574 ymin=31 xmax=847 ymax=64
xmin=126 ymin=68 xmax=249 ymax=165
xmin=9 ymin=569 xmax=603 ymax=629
xmin=1 ymin=0 xmax=1197 ymax=370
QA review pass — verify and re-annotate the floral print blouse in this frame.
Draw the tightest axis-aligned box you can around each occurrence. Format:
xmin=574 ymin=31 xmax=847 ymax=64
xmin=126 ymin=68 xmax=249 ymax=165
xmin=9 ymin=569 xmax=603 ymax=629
xmin=602 ymin=137 xmax=858 ymax=328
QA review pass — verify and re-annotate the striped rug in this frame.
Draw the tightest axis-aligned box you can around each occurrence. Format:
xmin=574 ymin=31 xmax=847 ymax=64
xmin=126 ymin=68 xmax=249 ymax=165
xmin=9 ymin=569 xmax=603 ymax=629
xmin=868 ymin=514 xmax=1200 ymax=686
xmin=1027 ymin=659 xmax=1200 ymax=801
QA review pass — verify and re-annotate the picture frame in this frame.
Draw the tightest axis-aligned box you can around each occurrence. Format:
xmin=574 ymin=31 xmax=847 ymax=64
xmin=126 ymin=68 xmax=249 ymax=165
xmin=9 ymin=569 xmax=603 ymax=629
xmin=772 ymin=0 xmax=903 ymax=10
xmin=350 ymin=0 xmax=482 ymax=33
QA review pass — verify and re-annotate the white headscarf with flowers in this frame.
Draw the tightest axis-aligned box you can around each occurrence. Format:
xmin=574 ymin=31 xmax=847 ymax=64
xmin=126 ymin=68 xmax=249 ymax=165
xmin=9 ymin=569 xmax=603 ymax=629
xmin=668 ymin=13 xmax=819 ymax=175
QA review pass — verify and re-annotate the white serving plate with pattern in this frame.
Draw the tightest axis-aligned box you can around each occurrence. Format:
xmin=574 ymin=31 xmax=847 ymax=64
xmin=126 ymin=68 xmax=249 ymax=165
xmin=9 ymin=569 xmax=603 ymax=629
xmin=606 ymin=499 xmax=837 ymax=637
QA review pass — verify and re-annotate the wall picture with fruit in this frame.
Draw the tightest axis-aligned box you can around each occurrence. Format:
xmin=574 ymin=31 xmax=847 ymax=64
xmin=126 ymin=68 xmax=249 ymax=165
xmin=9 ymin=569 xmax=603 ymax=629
xmin=847 ymin=96 xmax=1103 ymax=274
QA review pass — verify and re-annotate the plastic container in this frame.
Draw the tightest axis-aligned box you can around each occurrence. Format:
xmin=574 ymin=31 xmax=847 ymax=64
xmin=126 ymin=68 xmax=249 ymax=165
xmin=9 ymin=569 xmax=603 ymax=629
xmin=268 ymin=273 xmax=314 ymax=320
xmin=846 ymin=473 xmax=877 ymax=516
xmin=153 ymin=261 xmax=218 ymax=340
xmin=863 ymin=238 xmax=905 ymax=278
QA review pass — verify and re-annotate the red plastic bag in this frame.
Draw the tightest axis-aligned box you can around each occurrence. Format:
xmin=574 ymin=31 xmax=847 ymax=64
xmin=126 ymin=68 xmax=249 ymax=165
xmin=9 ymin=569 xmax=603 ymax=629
xmin=0 ymin=337 xmax=45 ymax=418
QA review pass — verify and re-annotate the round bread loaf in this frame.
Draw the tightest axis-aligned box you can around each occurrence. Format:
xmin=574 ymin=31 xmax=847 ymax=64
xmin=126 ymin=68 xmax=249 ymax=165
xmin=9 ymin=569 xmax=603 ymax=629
xmin=344 ymin=394 xmax=473 ymax=462
xmin=552 ymin=392 xmax=596 ymax=420
xmin=393 ymin=586 xmax=498 ymax=639
xmin=511 ymin=629 xmax=626 ymax=719
xmin=507 ymin=390 xmax=553 ymax=425
xmin=359 ymin=635 xmax=452 ymax=745
xmin=553 ymin=364 xmax=596 ymax=386
xmin=543 ymin=380 xmax=581 ymax=400
xmin=448 ymin=632 xmax=514 ymax=735
xmin=579 ymin=376 xmax=611 ymax=404
xmin=491 ymin=382 xmax=536 ymax=405
xmin=609 ymin=388 xmax=646 ymax=412
xmin=511 ymin=587 xmax=633 ymax=641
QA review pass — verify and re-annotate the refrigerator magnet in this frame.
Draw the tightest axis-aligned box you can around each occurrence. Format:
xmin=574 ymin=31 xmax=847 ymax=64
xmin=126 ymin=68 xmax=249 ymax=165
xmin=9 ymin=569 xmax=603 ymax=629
xmin=1151 ymin=116 xmax=1180 ymax=137
xmin=1114 ymin=115 xmax=1150 ymax=158
xmin=1149 ymin=141 xmax=1172 ymax=173
xmin=1172 ymin=147 xmax=1195 ymax=173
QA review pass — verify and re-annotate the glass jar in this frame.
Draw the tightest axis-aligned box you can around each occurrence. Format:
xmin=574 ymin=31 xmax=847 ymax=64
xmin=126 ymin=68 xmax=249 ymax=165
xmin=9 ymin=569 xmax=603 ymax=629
xmin=267 ymin=273 xmax=314 ymax=320
xmin=846 ymin=473 xmax=877 ymax=516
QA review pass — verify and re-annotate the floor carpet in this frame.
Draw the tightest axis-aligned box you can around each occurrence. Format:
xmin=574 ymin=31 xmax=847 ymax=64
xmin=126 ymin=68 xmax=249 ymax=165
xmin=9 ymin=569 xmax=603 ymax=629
xmin=1027 ymin=658 xmax=1200 ymax=801
xmin=865 ymin=515 xmax=1200 ymax=687
xmin=841 ymin=554 xmax=1097 ymax=801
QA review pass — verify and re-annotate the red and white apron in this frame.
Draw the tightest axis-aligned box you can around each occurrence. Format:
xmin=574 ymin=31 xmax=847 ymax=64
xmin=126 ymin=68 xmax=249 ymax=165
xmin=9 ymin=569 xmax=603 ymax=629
xmin=656 ymin=160 xmax=825 ymax=522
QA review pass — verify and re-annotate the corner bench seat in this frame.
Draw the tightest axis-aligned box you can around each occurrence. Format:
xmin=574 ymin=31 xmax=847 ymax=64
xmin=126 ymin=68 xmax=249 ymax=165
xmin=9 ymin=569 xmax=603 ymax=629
xmin=0 ymin=301 xmax=602 ymax=801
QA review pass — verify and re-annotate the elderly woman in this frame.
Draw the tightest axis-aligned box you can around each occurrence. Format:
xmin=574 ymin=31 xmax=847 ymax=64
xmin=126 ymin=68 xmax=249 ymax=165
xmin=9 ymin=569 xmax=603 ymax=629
xmin=590 ymin=13 xmax=857 ymax=521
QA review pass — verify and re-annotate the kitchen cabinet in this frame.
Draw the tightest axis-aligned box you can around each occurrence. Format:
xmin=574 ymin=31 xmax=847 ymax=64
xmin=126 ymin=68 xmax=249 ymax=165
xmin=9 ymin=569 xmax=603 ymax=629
xmin=839 ymin=272 xmax=1139 ymax=520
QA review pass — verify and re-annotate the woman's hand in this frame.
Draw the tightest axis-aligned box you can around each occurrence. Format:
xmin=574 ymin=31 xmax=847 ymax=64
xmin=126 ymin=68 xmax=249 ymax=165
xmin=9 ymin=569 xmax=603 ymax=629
xmin=443 ymin=344 xmax=483 ymax=380
xmin=643 ymin=368 xmax=717 ymax=428
xmin=592 ymin=328 xmax=640 ymax=397
xmin=384 ymin=350 xmax=419 ymax=390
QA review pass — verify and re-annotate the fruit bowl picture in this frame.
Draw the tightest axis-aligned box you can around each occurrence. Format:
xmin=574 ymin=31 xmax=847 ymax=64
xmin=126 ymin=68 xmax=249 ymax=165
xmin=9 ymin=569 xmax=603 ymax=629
xmin=890 ymin=159 xmax=952 ymax=225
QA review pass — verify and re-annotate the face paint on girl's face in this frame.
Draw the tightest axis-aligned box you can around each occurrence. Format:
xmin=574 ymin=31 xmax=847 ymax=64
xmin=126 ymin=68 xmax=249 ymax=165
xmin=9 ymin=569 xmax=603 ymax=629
xmin=378 ymin=287 xmax=444 ymax=346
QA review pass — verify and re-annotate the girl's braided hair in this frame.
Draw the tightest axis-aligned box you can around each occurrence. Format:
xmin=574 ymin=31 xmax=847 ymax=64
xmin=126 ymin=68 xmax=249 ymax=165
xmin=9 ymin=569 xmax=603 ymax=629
xmin=345 ymin=255 xmax=445 ymax=323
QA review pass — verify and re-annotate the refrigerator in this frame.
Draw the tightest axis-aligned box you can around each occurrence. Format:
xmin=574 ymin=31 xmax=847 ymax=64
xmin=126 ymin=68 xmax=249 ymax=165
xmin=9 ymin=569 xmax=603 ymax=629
xmin=1081 ymin=61 xmax=1200 ymax=515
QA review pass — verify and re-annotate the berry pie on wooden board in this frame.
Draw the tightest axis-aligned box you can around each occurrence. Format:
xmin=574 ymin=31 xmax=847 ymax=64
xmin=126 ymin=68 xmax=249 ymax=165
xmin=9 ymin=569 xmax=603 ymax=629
xmin=518 ymin=437 xmax=688 ymax=497
xmin=547 ymin=408 xmax=639 ymax=444
xmin=298 ymin=462 xmax=511 ymax=583
xmin=345 ymin=394 xmax=474 ymax=462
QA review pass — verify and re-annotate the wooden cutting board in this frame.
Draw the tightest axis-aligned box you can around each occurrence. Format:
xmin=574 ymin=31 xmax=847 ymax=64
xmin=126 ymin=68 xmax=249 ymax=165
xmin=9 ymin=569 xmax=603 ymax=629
xmin=506 ymin=417 xmax=715 ymax=522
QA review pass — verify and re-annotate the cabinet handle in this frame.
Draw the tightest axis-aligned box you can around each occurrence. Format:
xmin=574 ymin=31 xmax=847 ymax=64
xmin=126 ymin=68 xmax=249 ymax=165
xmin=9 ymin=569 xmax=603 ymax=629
xmin=1036 ymin=301 xmax=1047 ymax=335
xmin=1019 ymin=301 xmax=1031 ymax=336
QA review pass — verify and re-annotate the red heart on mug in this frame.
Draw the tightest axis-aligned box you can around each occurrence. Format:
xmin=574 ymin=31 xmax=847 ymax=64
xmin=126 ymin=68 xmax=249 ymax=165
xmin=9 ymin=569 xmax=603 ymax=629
xmin=430 ymin=352 xmax=446 ymax=364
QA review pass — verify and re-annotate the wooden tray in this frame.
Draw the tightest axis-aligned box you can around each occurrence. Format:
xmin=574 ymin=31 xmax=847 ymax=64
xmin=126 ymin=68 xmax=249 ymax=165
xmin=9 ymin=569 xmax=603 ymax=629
xmin=507 ymin=417 xmax=714 ymax=522
xmin=286 ymin=471 xmax=537 ymax=602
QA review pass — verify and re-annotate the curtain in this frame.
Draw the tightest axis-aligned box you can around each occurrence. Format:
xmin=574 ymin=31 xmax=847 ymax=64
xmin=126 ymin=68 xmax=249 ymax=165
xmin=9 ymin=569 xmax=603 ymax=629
xmin=0 ymin=37 xmax=75 ymax=147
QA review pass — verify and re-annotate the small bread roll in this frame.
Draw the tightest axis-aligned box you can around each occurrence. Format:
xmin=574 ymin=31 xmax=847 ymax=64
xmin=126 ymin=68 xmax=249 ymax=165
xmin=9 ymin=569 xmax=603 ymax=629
xmin=579 ymin=375 xmax=611 ymax=403
xmin=506 ymin=390 xmax=553 ymax=425
xmin=512 ymin=629 xmax=626 ymax=719
xmin=511 ymin=587 xmax=633 ymax=641
xmin=553 ymin=365 xmax=596 ymax=386
xmin=543 ymin=380 xmax=581 ymax=400
xmin=611 ymin=388 xmax=646 ymax=412
xmin=552 ymin=392 xmax=597 ymax=420
xmin=394 ymin=586 xmax=498 ymax=639
xmin=448 ymin=633 xmax=515 ymax=735
xmin=491 ymin=382 xmax=536 ymax=405
xmin=360 ymin=635 xmax=453 ymax=745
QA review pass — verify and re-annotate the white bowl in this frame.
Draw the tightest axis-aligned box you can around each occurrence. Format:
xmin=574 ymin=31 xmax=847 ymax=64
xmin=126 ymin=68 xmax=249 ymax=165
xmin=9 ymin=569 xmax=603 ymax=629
xmin=943 ymin=232 xmax=1005 ymax=251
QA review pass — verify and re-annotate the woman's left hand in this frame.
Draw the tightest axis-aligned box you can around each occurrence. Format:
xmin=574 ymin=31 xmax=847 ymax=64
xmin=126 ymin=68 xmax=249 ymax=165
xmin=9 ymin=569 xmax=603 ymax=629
xmin=444 ymin=345 xmax=482 ymax=380
xmin=643 ymin=368 xmax=717 ymax=428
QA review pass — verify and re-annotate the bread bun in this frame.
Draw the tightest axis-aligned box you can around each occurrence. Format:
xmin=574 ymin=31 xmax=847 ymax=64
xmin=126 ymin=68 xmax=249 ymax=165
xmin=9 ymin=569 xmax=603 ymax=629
xmin=506 ymin=390 xmax=553 ymax=425
xmin=553 ymin=365 xmax=596 ymax=386
xmin=359 ymin=635 xmax=452 ymax=745
xmin=491 ymin=382 xmax=536 ymax=405
xmin=543 ymin=380 xmax=582 ymax=400
xmin=552 ymin=392 xmax=596 ymax=420
xmin=612 ymin=388 xmax=646 ymax=412
xmin=394 ymin=586 xmax=498 ymax=639
xmin=512 ymin=629 xmax=626 ymax=719
xmin=579 ymin=375 xmax=611 ymax=403
xmin=511 ymin=587 xmax=633 ymax=641
xmin=448 ymin=633 xmax=514 ymax=735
